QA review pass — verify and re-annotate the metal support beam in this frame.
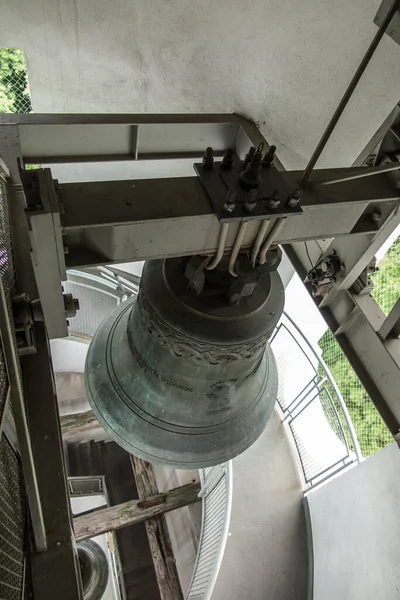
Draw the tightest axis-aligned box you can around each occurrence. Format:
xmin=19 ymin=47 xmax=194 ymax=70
xmin=1 ymin=124 xmax=83 ymax=599
xmin=0 ymin=276 xmax=46 ymax=551
xmin=379 ymin=298 xmax=400 ymax=340
xmin=74 ymin=482 xmax=201 ymax=542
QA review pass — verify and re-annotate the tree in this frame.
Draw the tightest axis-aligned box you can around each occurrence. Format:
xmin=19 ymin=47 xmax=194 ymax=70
xmin=0 ymin=48 xmax=32 ymax=114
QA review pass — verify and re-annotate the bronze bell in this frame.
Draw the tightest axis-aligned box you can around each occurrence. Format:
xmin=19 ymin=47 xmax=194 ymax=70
xmin=77 ymin=540 xmax=109 ymax=600
xmin=85 ymin=257 xmax=284 ymax=469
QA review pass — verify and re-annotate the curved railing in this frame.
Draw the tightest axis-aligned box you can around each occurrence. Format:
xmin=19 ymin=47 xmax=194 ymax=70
xmin=186 ymin=463 xmax=233 ymax=600
xmin=270 ymin=312 xmax=362 ymax=490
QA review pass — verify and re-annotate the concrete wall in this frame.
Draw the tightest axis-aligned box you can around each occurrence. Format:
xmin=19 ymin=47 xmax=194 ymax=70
xmin=307 ymin=443 xmax=400 ymax=600
xmin=2 ymin=0 xmax=400 ymax=170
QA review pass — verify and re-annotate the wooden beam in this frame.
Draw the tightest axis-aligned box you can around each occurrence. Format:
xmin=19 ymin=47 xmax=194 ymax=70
xmin=131 ymin=456 xmax=184 ymax=600
xmin=60 ymin=409 xmax=101 ymax=441
xmin=74 ymin=482 xmax=201 ymax=542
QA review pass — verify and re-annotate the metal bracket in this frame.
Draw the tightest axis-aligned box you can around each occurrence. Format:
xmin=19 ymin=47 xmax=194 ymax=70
xmin=194 ymin=151 xmax=302 ymax=222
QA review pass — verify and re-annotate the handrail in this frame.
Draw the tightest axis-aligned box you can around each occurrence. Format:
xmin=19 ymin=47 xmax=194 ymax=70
xmin=271 ymin=312 xmax=362 ymax=489
xmin=186 ymin=462 xmax=233 ymax=600
xmin=282 ymin=312 xmax=362 ymax=463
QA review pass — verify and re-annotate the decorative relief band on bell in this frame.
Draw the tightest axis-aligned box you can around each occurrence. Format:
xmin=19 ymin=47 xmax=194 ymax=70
xmin=132 ymin=291 xmax=269 ymax=366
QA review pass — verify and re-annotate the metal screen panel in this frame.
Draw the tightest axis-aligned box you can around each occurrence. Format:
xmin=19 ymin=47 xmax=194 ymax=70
xmin=63 ymin=280 xmax=119 ymax=338
xmin=0 ymin=435 xmax=26 ymax=600
xmin=0 ymin=179 xmax=16 ymax=425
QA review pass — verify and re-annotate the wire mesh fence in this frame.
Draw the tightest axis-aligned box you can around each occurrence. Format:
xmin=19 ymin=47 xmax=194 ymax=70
xmin=0 ymin=436 xmax=26 ymax=600
xmin=0 ymin=49 xmax=32 ymax=114
xmin=317 ymin=231 xmax=400 ymax=457
xmin=371 ymin=234 xmax=400 ymax=315
xmin=318 ymin=329 xmax=392 ymax=457
xmin=0 ymin=179 xmax=17 ymax=426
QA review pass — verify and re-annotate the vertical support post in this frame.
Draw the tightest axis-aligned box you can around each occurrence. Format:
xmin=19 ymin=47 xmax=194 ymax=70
xmin=0 ymin=276 xmax=46 ymax=551
xmin=131 ymin=456 xmax=184 ymax=600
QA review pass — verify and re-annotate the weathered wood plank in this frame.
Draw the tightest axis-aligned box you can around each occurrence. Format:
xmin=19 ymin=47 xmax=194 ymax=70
xmin=60 ymin=409 xmax=100 ymax=441
xmin=131 ymin=456 xmax=184 ymax=600
xmin=74 ymin=482 xmax=201 ymax=542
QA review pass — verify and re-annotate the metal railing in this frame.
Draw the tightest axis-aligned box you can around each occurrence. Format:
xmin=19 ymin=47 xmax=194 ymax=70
xmin=186 ymin=463 xmax=232 ymax=600
xmin=270 ymin=313 xmax=362 ymax=490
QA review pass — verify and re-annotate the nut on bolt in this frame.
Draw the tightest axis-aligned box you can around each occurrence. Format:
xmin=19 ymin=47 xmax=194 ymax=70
xmin=244 ymin=189 xmax=257 ymax=213
xmin=202 ymin=147 xmax=214 ymax=170
xmin=287 ymin=187 xmax=302 ymax=208
xmin=268 ymin=190 xmax=280 ymax=209
xmin=223 ymin=191 xmax=236 ymax=213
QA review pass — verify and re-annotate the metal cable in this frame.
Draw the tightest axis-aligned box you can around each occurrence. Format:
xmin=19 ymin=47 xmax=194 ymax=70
xmin=206 ymin=222 xmax=230 ymax=271
xmin=250 ymin=220 xmax=269 ymax=267
xmin=258 ymin=218 xmax=286 ymax=265
xmin=228 ymin=222 xmax=248 ymax=277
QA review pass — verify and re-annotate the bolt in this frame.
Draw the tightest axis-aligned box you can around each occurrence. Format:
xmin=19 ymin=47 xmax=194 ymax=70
xmin=244 ymin=189 xmax=258 ymax=213
xmin=268 ymin=190 xmax=280 ymax=209
xmin=63 ymin=246 xmax=69 ymax=255
xmin=202 ymin=147 xmax=214 ymax=170
xmin=243 ymin=146 xmax=256 ymax=168
xmin=223 ymin=191 xmax=236 ymax=213
xmin=221 ymin=148 xmax=234 ymax=170
xmin=239 ymin=148 xmax=263 ymax=190
xmin=372 ymin=211 xmax=381 ymax=223
xmin=287 ymin=187 xmax=302 ymax=208
xmin=262 ymin=145 xmax=276 ymax=167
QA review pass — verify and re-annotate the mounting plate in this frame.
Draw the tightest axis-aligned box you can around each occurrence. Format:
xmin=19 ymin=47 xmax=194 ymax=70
xmin=194 ymin=158 xmax=303 ymax=222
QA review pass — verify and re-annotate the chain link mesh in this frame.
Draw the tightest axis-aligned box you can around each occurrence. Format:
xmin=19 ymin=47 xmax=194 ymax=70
xmin=0 ymin=179 xmax=16 ymax=425
xmin=0 ymin=48 xmax=28 ymax=597
xmin=371 ymin=235 xmax=400 ymax=315
xmin=318 ymin=232 xmax=400 ymax=456
xmin=0 ymin=49 xmax=31 ymax=114
xmin=318 ymin=329 xmax=392 ymax=457
xmin=0 ymin=436 xmax=26 ymax=600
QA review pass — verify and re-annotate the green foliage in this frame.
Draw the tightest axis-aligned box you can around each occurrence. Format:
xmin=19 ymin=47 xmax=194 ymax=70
xmin=318 ymin=236 xmax=400 ymax=456
xmin=0 ymin=48 xmax=32 ymax=114
xmin=371 ymin=236 xmax=400 ymax=314
xmin=318 ymin=329 xmax=392 ymax=456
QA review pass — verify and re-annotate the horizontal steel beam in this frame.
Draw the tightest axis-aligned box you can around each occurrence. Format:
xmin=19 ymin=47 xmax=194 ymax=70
xmin=0 ymin=113 xmax=270 ymax=167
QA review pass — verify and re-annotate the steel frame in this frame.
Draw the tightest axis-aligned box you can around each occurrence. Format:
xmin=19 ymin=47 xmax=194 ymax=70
xmin=1 ymin=109 xmax=400 ymax=593
xmin=0 ymin=112 xmax=399 ymax=438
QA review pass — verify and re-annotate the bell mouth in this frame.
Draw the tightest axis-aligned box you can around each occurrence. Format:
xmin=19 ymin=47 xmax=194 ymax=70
xmin=84 ymin=258 xmax=283 ymax=469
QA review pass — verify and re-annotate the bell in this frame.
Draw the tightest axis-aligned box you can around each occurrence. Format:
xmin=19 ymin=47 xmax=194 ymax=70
xmin=77 ymin=540 xmax=109 ymax=600
xmin=85 ymin=257 xmax=284 ymax=469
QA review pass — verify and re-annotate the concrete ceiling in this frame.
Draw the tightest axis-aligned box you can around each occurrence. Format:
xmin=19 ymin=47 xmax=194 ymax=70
xmin=2 ymin=0 xmax=400 ymax=169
